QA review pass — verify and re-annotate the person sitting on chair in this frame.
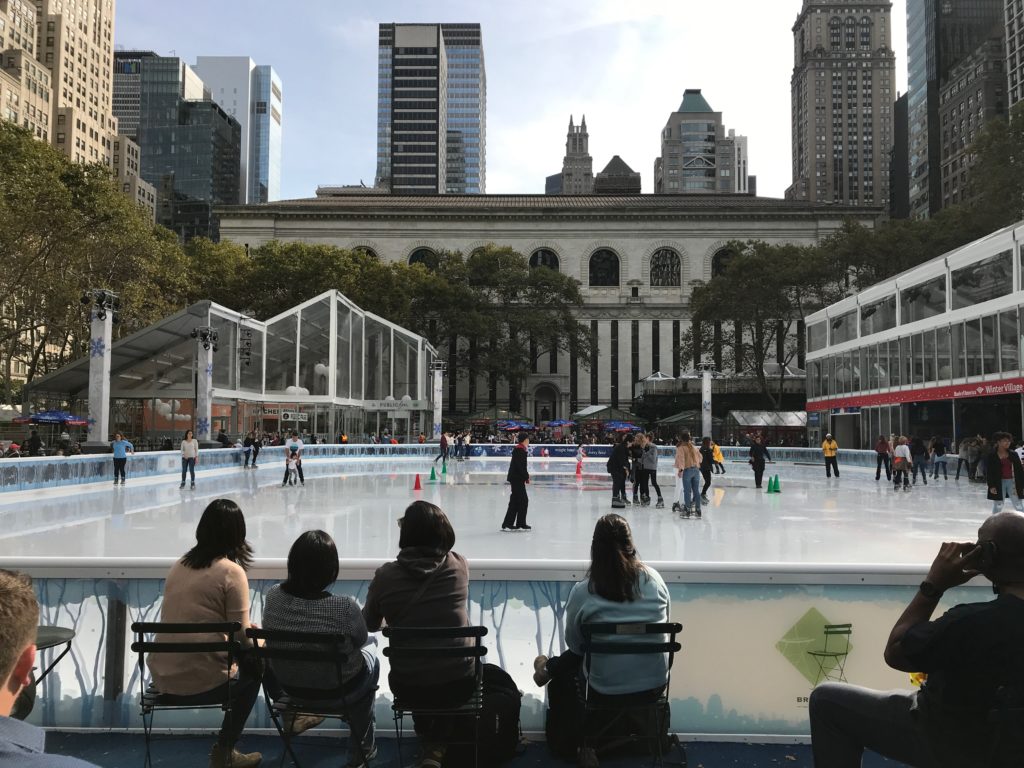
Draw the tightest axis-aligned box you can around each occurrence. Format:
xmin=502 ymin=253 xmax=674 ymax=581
xmin=533 ymin=514 xmax=671 ymax=766
xmin=362 ymin=501 xmax=473 ymax=768
xmin=810 ymin=511 xmax=1024 ymax=767
xmin=263 ymin=530 xmax=379 ymax=768
xmin=0 ymin=570 xmax=98 ymax=766
xmin=147 ymin=499 xmax=264 ymax=768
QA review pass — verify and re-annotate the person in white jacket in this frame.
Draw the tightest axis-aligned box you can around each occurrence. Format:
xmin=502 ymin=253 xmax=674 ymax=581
xmin=180 ymin=429 xmax=199 ymax=489
xmin=893 ymin=436 xmax=912 ymax=491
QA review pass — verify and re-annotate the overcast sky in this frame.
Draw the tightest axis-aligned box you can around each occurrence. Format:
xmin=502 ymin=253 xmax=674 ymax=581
xmin=116 ymin=0 xmax=909 ymax=200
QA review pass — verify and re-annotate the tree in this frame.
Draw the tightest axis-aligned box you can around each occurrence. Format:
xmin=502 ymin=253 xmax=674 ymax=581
xmin=0 ymin=123 xmax=188 ymax=406
xmin=681 ymin=240 xmax=847 ymax=409
xmin=966 ymin=101 xmax=1024 ymax=230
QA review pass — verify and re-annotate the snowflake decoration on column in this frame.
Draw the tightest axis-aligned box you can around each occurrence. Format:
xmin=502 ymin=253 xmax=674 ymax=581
xmin=197 ymin=417 xmax=210 ymax=436
xmin=89 ymin=338 xmax=106 ymax=358
xmin=205 ymin=363 xmax=214 ymax=378
xmin=87 ymin=416 xmax=96 ymax=428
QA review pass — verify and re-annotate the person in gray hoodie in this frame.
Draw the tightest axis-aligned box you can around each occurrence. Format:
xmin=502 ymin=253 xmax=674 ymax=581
xmin=639 ymin=433 xmax=664 ymax=508
xmin=362 ymin=501 xmax=471 ymax=768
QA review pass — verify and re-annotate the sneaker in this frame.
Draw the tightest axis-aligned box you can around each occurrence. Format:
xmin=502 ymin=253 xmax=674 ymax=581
xmin=346 ymin=743 xmax=378 ymax=768
xmin=416 ymin=744 xmax=447 ymax=768
xmin=208 ymin=744 xmax=262 ymax=768
xmin=283 ymin=713 xmax=324 ymax=736
xmin=533 ymin=655 xmax=551 ymax=686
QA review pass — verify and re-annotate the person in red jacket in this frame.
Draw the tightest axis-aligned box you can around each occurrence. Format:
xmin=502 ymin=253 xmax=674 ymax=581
xmin=501 ymin=431 xmax=531 ymax=531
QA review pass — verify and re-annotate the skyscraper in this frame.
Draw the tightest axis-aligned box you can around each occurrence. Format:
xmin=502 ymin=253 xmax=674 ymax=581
xmin=1009 ymin=0 xmax=1024 ymax=109
xmin=787 ymin=0 xmax=896 ymax=207
xmin=376 ymin=22 xmax=486 ymax=194
xmin=193 ymin=56 xmax=283 ymax=203
xmin=135 ymin=57 xmax=241 ymax=241
xmin=545 ymin=115 xmax=593 ymax=194
xmin=0 ymin=0 xmax=51 ymax=142
xmin=34 ymin=0 xmax=116 ymax=166
xmin=906 ymin=0 xmax=1003 ymax=218
xmin=593 ymin=155 xmax=641 ymax=194
xmin=654 ymin=89 xmax=753 ymax=194
xmin=113 ymin=50 xmax=158 ymax=142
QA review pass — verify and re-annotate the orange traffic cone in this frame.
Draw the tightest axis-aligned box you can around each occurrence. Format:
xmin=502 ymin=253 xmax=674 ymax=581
xmin=413 ymin=474 xmax=422 ymax=491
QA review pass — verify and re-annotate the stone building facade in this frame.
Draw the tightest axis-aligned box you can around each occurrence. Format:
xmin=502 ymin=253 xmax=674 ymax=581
xmin=219 ymin=194 xmax=879 ymax=421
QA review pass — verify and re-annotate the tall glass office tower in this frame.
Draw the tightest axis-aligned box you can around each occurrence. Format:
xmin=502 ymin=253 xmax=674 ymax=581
xmin=376 ymin=23 xmax=486 ymax=194
xmin=906 ymin=0 xmax=1003 ymax=218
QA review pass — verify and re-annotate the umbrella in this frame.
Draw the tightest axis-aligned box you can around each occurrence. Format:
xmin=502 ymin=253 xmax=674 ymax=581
xmin=604 ymin=420 xmax=640 ymax=431
xmin=13 ymin=409 xmax=88 ymax=427
xmin=545 ymin=419 xmax=576 ymax=427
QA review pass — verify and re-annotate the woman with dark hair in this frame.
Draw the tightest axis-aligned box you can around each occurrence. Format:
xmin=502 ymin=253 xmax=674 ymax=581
xmin=362 ymin=501 xmax=470 ymax=768
xmin=263 ymin=530 xmax=379 ymax=767
xmin=533 ymin=515 xmax=670 ymax=759
xmin=986 ymin=431 xmax=1024 ymax=514
xmin=180 ymin=428 xmax=199 ymax=489
xmin=148 ymin=499 xmax=262 ymax=768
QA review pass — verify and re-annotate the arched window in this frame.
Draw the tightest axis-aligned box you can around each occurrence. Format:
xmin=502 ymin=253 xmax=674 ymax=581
xmin=353 ymin=246 xmax=378 ymax=259
xmin=844 ymin=17 xmax=856 ymax=49
xmin=408 ymin=248 xmax=438 ymax=270
xmin=829 ymin=17 xmax=841 ymax=49
xmin=859 ymin=17 xmax=872 ymax=48
xmin=588 ymin=249 xmax=619 ymax=287
xmin=650 ymin=248 xmax=681 ymax=287
xmin=529 ymin=248 xmax=559 ymax=271
xmin=712 ymin=248 xmax=735 ymax=278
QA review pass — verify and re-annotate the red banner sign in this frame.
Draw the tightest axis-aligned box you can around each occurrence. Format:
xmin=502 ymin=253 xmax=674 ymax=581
xmin=808 ymin=377 xmax=1024 ymax=412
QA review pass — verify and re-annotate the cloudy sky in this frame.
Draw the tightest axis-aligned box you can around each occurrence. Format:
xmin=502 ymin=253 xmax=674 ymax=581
xmin=116 ymin=0 xmax=909 ymax=200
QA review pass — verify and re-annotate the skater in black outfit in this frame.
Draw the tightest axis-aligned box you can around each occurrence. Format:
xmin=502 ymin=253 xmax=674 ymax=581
xmin=699 ymin=437 xmax=714 ymax=504
xmin=628 ymin=436 xmax=644 ymax=505
xmin=749 ymin=435 xmax=771 ymax=489
xmin=607 ymin=434 xmax=632 ymax=508
xmin=501 ymin=432 xmax=531 ymax=531
xmin=242 ymin=430 xmax=260 ymax=468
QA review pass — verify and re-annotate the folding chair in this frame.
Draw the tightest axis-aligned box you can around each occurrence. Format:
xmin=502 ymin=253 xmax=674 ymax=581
xmin=130 ymin=621 xmax=242 ymax=768
xmin=808 ymin=623 xmax=852 ymax=684
xmin=246 ymin=627 xmax=375 ymax=768
xmin=382 ymin=625 xmax=488 ymax=768
xmin=580 ymin=621 xmax=685 ymax=767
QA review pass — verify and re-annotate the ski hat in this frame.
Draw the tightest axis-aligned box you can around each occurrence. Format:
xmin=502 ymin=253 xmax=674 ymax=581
xmin=825 ymin=433 xmax=833 ymax=439
xmin=517 ymin=431 xmax=530 ymax=443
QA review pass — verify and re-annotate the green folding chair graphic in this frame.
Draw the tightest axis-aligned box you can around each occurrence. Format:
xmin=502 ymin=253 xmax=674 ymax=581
xmin=808 ymin=623 xmax=852 ymax=684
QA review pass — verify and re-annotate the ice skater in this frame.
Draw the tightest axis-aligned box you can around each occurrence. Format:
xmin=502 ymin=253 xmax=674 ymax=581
xmin=893 ymin=436 xmax=912 ymax=491
xmin=673 ymin=432 xmax=702 ymax=518
xmin=822 ymin=433 xmax=840 ymax=478
xmin=748 ymin=434 xmax=771 ymax=489
xmin=284 ymin=449 xmax=300 ymax=486
xmin=433 ymin=432 xmax=449 ymax=465
xmin=575 ymin=443 xmax=586 ymax=475
xmin=639 ymin=433 xmax=664 ymax=507
xmin=607 ymin=434 xmax=632 ymax=508
xmin=629 ymin=434 xmax=644 ymax=505
xmin=711 ymin=439 xmax=726 ymax=474
xmin=699 ymin=436 xmax=714 ymax=504
xmin=180 ymin=429 xmax=199 ymax=489
xmin=986 ymin=431 xmax=1024 ymax=514
xmin=501 ymin=431 xmax=531 ymax=531
xmin=110 ymin=432 xmax=134 ymax=485
xmin=242 ymin=430 xmax=260 ymax=469
xmin=282 ymin=430 xmax=304 ymax=486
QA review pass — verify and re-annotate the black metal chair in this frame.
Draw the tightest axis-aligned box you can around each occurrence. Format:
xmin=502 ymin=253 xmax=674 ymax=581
xmin=382 ymin=625 xmax=488 ymax=768
xmin=580 ymin=621 xmax=685 ymax=767
xmin=246 ymin=627 xmax=376 ymax=768
xmin=130 ymin=621 xmax=241 ymax=768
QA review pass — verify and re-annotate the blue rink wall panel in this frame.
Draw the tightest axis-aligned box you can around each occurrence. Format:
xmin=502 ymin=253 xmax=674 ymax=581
xmin=25 ymin=575 xmax=979 ymax=735
xmin=0 ymin=444 xmax=884 ymax=494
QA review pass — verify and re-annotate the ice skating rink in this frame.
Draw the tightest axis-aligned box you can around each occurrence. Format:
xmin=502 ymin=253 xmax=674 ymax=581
xmin=0 ymin=457 xmax=994 ymax=567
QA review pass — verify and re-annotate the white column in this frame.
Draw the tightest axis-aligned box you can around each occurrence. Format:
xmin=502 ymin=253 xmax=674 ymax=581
xmin=432 ymin=366 xmax=443 ymax=440
xmin=85 ymin=309 xmax=113 ymax=447
xmin=196 ymin=342 xmax=214 ymax=442
xmin=701 ymin=368 xmax=713 ymax=439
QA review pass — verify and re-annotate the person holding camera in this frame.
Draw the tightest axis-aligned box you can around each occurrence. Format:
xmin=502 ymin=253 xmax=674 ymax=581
xmin=809 ymin=511 xmax=1024 ymax=767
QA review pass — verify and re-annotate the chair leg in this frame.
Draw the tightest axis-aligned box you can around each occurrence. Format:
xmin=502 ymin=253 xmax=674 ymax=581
xmin=141 ymin=708 xmax=153 ymax=768
xmin=392 ymin=708 xmax=404 ymax=768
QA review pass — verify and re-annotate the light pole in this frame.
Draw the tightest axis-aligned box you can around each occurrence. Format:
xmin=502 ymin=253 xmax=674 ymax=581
xmin=191 ymin=326 xmax=218 ymax=445
xmin=81 ymin=289 xmax=119 ymax=453
xmin=696 ymin=362 xmax=718 ymax=440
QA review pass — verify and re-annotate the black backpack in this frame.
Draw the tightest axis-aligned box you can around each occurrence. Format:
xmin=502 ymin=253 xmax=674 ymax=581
xmin=447 ymin=663 xmax=523 ymax=766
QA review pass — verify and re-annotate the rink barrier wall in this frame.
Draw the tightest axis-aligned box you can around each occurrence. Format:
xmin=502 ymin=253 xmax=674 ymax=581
xmin=0 ymin=443 xmax=884 ymax=494
xmin=12 ymin=566 xmax=990 ymax=737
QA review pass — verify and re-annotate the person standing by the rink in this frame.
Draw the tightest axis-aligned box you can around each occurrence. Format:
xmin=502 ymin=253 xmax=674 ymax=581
xmin=501 ymin=431 xmax=531 ymax=531
xmin=242 ymin=430 xmax=260 ymax=469
xmin=433 ymin=432 xmax=449 ymax=465
xmin=909 ymin=435 xmax=929 ymax=485
xmin=874 ymin=434 xmax=892 ymax=482
xmin=711 ymin=439 xmax=726 ymax=474
xmin=986 ymin=431 xmax=1024 ymax=514
xmin=282 ymin=430 xmax=305 ymax=487
xmin=673 ymin=432 xmax=702 ymax=518
xmin=748 ymin=434 xmax=771 ymax=490
xmin=822 ymin=433 xmax=840 ymax=478
xmin=110 ymin=431 xmax=134 ymax=485
xmin=180 ymin=429 xmax=199 ymax=490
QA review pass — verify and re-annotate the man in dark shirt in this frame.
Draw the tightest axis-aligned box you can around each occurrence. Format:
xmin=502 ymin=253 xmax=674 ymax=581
xmin=0 ymin=570 xmax=97 ymax=766
xmin=810 ymin=512 xmax=1024 ymax=767
xmin=501 ymin=431 xmax=531 ymax=531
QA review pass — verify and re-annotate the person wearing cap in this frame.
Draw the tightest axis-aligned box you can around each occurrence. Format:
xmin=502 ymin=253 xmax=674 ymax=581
xmin=501 ymin=431 xmax=531 ymax=531
xmin=822 ymin=433 xmax=840 ymax=478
